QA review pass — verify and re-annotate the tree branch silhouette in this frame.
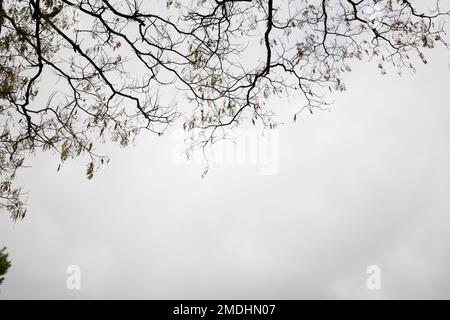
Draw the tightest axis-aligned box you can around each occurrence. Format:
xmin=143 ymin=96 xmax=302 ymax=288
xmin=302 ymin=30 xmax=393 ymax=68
xmin=0 ymin=0 xmax=448 ymax=220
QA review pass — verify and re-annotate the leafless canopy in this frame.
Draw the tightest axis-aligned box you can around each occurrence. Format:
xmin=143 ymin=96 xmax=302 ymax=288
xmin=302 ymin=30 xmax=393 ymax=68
xmin=0 ymin=0 xmax=448 ymax=220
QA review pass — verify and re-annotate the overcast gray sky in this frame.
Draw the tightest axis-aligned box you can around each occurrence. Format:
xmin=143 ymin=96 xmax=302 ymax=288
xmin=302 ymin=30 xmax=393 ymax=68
xmin=1 ymin=3 xmax=450 ymax=300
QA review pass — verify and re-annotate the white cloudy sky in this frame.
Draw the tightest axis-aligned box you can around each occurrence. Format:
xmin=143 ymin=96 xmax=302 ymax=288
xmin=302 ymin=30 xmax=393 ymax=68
xmin=1 ymin=3 xmax=450 ymax=300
